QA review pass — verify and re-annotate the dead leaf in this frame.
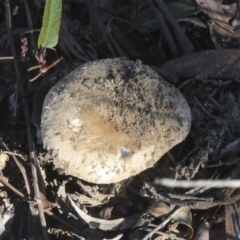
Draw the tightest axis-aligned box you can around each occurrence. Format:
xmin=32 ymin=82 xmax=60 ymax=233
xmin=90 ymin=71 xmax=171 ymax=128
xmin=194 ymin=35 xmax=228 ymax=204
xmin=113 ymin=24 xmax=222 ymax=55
xmin=103 ymin=234 xmax=123 ymax=240
xmin=136 ymin=202 xmax=193 ymax=239
xmin=0 ymin=206 xmax=14 ymax=238
xmin=225 ymin=204 xmax=236 ymax=240
xmin=195 ymin=0 xmax=240 ymax=48
xmin=12 ymin=6 xmax=19 ymax=16
xmin=158 ymin=49 xmax=240 ymax=81
xmin=39 ymin=192 xmax=59 ymax=210
xmin=177 ymin=17 xmax=207 ymax=28
xmin=0 ymin=153 xmax=9 ymax=171
xmin=67 ymin=195 xmax=140 ymax=231
xmin=100 ymin=206 xmax=114 ymax=220
xmin=194 ymin=220 xmax=210 ymax=240
xmin=209 ymin=21 xmax=240 ymax=49
xmin=220 ymin=138 xmax=240 ymax=157
xmin=196 ymin=0 xmax=232 ymax=33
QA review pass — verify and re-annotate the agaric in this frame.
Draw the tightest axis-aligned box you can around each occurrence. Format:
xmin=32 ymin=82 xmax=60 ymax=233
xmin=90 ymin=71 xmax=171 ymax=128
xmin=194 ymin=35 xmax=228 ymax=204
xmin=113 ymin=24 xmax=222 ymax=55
xmin=41 ymin=59 xmax=191 ymax=184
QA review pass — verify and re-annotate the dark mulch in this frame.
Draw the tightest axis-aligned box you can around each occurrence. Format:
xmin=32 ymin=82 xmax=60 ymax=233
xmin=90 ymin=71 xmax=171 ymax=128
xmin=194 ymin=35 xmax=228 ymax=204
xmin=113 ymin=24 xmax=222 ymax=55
xmin=0 ymin=0 xmax=239 ymax=239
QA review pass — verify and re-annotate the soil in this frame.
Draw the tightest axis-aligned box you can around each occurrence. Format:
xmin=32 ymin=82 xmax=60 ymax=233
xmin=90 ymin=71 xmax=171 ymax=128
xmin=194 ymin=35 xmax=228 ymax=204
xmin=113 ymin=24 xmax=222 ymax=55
xmin=0 ymin=0 xmax=239 ymax=239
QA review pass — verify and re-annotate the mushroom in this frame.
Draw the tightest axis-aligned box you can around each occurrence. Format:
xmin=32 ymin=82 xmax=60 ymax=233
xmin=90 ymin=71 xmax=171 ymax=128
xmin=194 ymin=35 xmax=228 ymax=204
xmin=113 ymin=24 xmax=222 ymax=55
xmin=41 ymin=59 xmax=191 ymax=184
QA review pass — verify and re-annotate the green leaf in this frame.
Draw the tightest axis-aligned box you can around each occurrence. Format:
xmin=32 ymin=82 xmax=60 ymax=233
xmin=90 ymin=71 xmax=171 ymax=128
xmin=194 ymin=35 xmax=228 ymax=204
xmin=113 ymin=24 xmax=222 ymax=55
xmin=134 ymin=0 xmax=200 ymax=33
xmin=38 ymin=0 xmax=62 ymax=48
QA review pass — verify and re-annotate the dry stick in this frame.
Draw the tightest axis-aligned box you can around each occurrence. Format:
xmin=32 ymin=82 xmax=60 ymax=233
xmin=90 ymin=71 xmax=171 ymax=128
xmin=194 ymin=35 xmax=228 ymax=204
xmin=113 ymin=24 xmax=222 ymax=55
xmin=0 ymin=56 xmax=14 ymax=60
xmin=149 ymin=0 xmax=180 ymax=58
xmin=142 ymin=207 xmax=184 ymax=240
xmin=143 ymin=227 xmax=187 ymax=240
xmin=155 ymin=178 xmax=240 ymax=188
xmin=44 ymin=209 xmax=87 ymax=238
xmin=4 ymin=0 xmax=19 ymax=117
xmin=0 ymin=176 xmax=85 ymax=238
xmin=4 ymin=1 xmax=49 ymax=239
xmin=2 ymin=151 xmax=25 ymax=159
xmin=21 ymin=90 xmax=50 ymax=240
xmin=23 ymin=0 xmax=38 ymax=52
xmin=88 ymin=1 xmax=117 ymax=57
xmin=153 ymin=0 xmax=195 ymax=55
xmin=0 ymin=175 xmax=26 ymax=199
xmin=0 ymin=139 xmax=31 ymax=196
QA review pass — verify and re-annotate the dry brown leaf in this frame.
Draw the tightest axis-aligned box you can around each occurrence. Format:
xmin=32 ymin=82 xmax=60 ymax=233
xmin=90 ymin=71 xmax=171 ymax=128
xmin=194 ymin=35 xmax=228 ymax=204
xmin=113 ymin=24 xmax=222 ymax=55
xmin=195 ymin=0 xmax=240 ymax=48
xmin=158 ymin=49 xmax=240 ymax=81
xmin=225 ymin=204 xmax=236 ymax=240
xmin=136 ymin=202 xmax=193 ymax=239
xmin=196 ymin=0 xmax=232 ymax=33
xmin=209 ymin=21 xmax=240 ymax=49
xmin=67 ymin=195 xmax=140 ymax=231
xmin=39 ymin=192 xmax=59 ymax=210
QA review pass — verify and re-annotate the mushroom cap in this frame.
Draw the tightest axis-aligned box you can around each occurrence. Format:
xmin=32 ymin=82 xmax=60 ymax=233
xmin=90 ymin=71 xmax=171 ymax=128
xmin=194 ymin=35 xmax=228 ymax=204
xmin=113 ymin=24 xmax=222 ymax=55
xmin=41 ymin=59 xmax=191 ymax=184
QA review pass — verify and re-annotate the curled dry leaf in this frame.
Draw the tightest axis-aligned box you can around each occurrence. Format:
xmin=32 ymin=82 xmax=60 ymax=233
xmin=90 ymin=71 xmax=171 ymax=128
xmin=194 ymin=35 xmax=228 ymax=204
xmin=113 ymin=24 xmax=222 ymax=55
xmin=38 ymin=192 xmax=59 ymax=210
xmin=136 ymin=202 xmax=193 ymax=239
xmin=77 ymin=194 xmax=103 ymax=207
xmin=67 ymin=195 xmax=140 ymax=231
xmin=177 ymin=17 xmax=207 ymax=28
xmin=103 ymin=234 xmax=123 ymax=240
xmin=158 ymin=49 xmax=240 ymax=81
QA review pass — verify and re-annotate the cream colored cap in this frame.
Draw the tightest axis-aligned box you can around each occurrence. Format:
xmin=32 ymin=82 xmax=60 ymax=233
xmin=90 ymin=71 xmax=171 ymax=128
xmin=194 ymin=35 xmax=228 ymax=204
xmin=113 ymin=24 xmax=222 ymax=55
xmin=41 ymin=58 xmax=191 ymax=184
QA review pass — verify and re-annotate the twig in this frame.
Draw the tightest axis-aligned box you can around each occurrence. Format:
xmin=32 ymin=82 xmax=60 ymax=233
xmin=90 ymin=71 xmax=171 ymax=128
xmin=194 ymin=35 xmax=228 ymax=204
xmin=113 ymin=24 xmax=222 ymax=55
xmin=21 ymin=88 xmax=49 ymax=240
xmin=143 ymin=227 xmax=187 ymax=240
xmin=0 ymin=139 xmax=31 ymax=195
xmin=194 ymin=97 xmax=216 ymax=119
xmin=5 ymin=0 xmax=20 ymax=117
xmin=23 ymin=0 xmax=37 ymax=52
xmin=0 ymin=56 xmax=14 ymax=60
xmin=28 ymin=57 xmax=63 ymax=82
xmin=4 ymin=1 xmax=49 ymax=238
xmin=142 ymin=207 xmax=184 ymax=240
xmin=2 ymin=151 xmax=26 ymax=159
xmin=44 ymin=209 xmax=87 ymax=238
xmin=0 ymin=174 xmax=86 ymax=238
xmin=143 ymin=184 xmax=197 ymax=207
xmin=0 ymin=175 xmax=26 ymax=199
xmin=155 ymin=178 xmax=240 ymax=188
xmin=168 ymin=193 xmax=213 ymax=202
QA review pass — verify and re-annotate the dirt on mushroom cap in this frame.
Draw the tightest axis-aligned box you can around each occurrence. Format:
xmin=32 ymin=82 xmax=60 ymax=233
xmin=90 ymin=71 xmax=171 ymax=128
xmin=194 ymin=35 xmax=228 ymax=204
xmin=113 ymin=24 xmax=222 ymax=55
xmin=41 ymin=58 xmax=191 ymax=184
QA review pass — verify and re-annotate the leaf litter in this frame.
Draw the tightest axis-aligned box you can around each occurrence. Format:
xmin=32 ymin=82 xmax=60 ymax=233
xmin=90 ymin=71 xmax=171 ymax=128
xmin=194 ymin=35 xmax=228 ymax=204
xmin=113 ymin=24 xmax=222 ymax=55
xmin=0 ymin=0 xmax=240 ymax=239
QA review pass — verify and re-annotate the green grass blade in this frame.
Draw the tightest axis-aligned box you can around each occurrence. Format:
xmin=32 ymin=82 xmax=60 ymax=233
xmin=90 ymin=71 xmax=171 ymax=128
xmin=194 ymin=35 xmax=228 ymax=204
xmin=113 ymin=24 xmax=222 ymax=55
xmin=38 ymin=0 xmax=62 ymax=48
